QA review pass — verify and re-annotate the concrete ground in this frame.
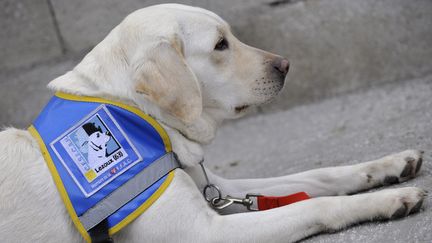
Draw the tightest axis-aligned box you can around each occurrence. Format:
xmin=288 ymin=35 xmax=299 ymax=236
xmin=204 ymin=75 xmax=432 ymax=242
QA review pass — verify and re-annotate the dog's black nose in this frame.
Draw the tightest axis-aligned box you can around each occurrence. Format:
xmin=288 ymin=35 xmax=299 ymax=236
xmin=272 ymin=58 xmax=290 ymax=76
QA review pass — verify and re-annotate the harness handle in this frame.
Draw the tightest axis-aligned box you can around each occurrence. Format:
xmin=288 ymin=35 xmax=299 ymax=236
xmin=88 ymin=219 xmax=113 ymax=243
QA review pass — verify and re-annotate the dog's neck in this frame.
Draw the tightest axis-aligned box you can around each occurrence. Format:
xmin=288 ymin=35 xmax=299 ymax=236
xmin=49 ymin=68 xmax=220 ymax=167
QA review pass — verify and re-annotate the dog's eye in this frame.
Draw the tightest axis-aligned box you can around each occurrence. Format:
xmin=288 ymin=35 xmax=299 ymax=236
xmin=214 ymin=37 xmax=228 ymax=51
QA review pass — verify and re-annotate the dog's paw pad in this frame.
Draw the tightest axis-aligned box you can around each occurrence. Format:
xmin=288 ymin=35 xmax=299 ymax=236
xmin=409 ymin=199 xmax=424 ymax=214
xmin=399 ymin=153 xmax=423 ymax=179
xmin=390 ymin=204 xmax=408 ymax=219
xmin=415 ymin=157 xmax=423 ymax=174
xmin=383 ymin=176 xmax=399 ymax=185
xmin=400 ymin=157 xmax=415 ymax=177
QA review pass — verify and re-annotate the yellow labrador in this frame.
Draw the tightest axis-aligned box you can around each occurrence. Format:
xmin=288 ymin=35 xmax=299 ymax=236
xmin=0 ymin=4 xmax=426 ymax=242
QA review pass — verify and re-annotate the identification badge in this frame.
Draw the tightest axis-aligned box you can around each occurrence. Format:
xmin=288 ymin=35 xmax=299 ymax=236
xmin=51 ymin=105 xmax=142 ymax=197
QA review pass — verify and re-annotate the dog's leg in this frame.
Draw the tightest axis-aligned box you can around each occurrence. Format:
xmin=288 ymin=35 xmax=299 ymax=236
xmin=215 ymin=187 xmax=426 ymax=243
xmin=190 ymin=150 xmax=424 ymax=201
xmin=216 ymin=187 xmax=426 ymax=243
xmin=119 ymin=170 xmax=426 ymax=243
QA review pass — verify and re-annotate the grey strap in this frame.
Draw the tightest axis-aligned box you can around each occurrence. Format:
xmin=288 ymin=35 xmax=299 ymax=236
xmin=79 ymin=152 xmax=180 ymax=230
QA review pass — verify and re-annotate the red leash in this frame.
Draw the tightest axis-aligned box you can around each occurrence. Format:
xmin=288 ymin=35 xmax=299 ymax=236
xmin=200 ymin=161 xmax=310 ymax=211
xmin=255 ymin=192 xmax=310 ymax=211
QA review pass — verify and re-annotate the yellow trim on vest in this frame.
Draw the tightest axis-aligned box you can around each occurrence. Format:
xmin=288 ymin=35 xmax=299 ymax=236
xmin=54 ymin=91 xmax=172 ymax=153
xmin=29 ymin=125 xmax=92 ymax=243
xmin=109 ymin=171 xmax=175 ymax=235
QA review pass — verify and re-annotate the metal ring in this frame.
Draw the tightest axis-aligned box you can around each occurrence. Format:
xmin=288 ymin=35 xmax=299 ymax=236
xmin=203 ymin=184 xmax=222 ymax=202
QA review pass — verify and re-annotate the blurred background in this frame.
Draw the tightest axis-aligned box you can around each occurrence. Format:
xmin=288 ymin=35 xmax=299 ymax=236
xmin=1 ymin=0 xmax=432 ymax=242
xmin=2 ymin=0 xmax=432 ymax=127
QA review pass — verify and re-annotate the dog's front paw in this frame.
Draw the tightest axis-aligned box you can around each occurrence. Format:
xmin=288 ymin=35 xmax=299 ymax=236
xmin=385 ymin=150 xmax=423 ymax=184
xmin=380 ymin=187 xmax=426 ymax=219
xmin=368 ymin=150 xmax=424 ymax=186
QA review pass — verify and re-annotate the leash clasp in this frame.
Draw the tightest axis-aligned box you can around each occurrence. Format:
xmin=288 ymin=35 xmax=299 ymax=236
xmin=200 ymin=160 xmax=259 ymax=211
xmin=210 ymin=195 xmax=254 ymax=210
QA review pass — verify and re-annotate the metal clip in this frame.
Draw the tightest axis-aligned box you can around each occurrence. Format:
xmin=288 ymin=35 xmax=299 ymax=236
xmin=200 ymin=160 xmax=261 ymax=211
xmin=210 ymin=195 xmax=254 ymax=210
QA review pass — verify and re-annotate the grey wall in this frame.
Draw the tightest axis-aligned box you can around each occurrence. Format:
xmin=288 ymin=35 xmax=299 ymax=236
xmin=1 ymin=0 xmax=432 ymax=127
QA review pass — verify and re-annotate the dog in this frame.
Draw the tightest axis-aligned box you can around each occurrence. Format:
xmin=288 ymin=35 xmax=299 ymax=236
xmin=0 ymin=4 xmax=426 ymax=242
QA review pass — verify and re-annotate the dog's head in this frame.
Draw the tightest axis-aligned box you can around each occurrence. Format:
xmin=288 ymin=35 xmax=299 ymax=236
xmin=127 ymin=4 xmax=289 ymax=124
xmin=50 ymin=4 xmax=289 ymax=142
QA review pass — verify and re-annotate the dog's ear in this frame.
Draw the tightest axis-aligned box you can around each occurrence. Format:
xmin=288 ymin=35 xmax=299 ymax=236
xmin=133 ymin=37 xmax=202 ymax=124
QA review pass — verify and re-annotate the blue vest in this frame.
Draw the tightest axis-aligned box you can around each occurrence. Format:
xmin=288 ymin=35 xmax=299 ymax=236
xmin=29 ymin=92 xmax=180 ymax=242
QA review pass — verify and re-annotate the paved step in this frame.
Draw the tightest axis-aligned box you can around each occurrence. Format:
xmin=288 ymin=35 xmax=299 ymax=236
xmin=0 ymin=0 xmax=62 ymax=70
xmin=0 ymin=57 xmax=77 ymax=128
xmin=204 ymin=74 xmax=432 ymax=242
